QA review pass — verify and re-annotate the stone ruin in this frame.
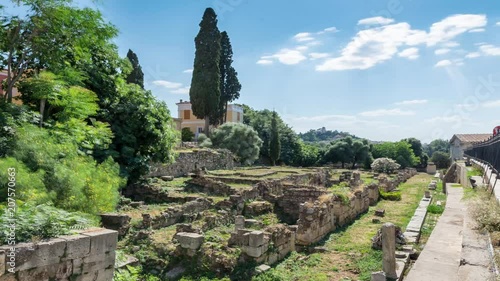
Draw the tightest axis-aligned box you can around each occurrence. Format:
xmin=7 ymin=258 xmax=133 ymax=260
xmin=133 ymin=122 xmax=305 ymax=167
xmin=109 ymin=167 xmax=418 ymax=279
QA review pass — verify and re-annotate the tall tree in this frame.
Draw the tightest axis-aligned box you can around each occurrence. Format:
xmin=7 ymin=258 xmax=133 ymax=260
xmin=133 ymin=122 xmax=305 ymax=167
xmin=0 ymin=0 xmax=117 ymax=103
xmin=211 ymin=31 xmax=241 ymax=125
xmin=125 ymin=49 xmax=144 ymax=88
xmin=190 ymin=8 xmax=221 ymax=136
xmin=269 ymin=110 xmax=281 ymax=166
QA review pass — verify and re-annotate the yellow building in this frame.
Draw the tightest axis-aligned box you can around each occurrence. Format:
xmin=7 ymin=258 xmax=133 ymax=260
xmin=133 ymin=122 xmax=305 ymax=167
xmin=176 ymin=99 xmax=243 ymax=138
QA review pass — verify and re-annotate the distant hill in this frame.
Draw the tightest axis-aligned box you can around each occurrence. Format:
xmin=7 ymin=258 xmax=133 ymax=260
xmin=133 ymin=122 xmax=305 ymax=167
xmin=298 ymin=127 xmax=358 ymax=143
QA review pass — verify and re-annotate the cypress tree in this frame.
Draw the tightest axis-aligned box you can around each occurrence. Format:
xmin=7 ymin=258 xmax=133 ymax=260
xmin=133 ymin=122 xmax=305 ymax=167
xmin=190 ymin=8 xmax=221 ymax=136
xmin=269 ymin=111 xmax=281 ymax=166
xmin=211 ymin=31 xmax=241 ymax=125
xmin=125 ymin=49 xmax=144 ymax=88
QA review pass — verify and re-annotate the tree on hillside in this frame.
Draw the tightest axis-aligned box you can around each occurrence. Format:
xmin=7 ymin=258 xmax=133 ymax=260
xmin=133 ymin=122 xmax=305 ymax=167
xmin=211 ymin=31 xmax=241 ymax=125
xmin=190 ymin=8 xmax=221 ymax=136
xmin=431 ymin=151 xmax=451 ymax=169
xmin=269 ymin=111 xmax=281 ymax=165
xmin=0 ymin=0 xmax=118 ymax=103
xmin=125 ymin=49 xmax=144 ymax=88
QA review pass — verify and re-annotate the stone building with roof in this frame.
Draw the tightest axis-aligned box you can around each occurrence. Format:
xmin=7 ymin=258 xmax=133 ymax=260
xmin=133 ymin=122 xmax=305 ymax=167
xmin=450 ymin=134 xmax=492 ymax=160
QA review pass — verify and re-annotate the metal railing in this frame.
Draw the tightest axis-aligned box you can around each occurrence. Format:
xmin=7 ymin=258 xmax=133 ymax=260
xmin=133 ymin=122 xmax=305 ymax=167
xmin=465 ymin=135 xmax=500 ymax=173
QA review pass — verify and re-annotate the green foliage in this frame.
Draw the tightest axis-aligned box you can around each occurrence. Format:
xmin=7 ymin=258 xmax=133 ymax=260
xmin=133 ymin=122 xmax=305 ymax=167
xmin=8 ymin=123 xmax=124 ymax=213
xmin=468 ymin=189 xmax=500 ymax=232
xmin=242 ymin=105 xmax=304 ymax=166
xmin=95 ymin=81 xmax=179 ymax=182
xmin=424 ymin=139 xmax=450 ymax=156
xmin=403 ymin=137 xmax=427 ymax=167
xmin=0 ymin=204 xmax=98 ymax=244
xmin=372 ymin=141 xmax=419 ymax=168
xmin=269 ymin=111 xmax=281 ymax=165
xmin=125 ymin=49 xmax=144 ymax=89
xmin=371 ymin=157 xmax=400 ymax=173
xmin=431 ymin=151 xmax=451 ymax=169
xmin=379 ymin=190 xmax=402 ymax=201
xmin=322 ymin=136 xmax=370 ymax=169
xmin=294 ymin=141 xmax=320 ymax=167
xmin=210 ymin=123 xmax=262 ymax=165
xmin=427 ymin=204 xmax=444 ymax=214
xmin=211 ymin=31 xmax=241 ymax=125
xmin=181 ymin=127 xmax=195 ymax=142
xmin=467 ymin=167 xmax=483 ymax=178
xmin=190 ymin=8 xmax=221 ymax=134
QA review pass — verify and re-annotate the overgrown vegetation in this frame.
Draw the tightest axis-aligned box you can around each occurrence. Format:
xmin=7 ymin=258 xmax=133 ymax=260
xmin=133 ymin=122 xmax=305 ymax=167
xmin=379 ymin=190 xmax=402 ymax=201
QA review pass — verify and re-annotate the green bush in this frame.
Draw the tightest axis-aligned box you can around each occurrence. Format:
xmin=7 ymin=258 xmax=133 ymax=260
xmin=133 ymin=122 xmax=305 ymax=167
xmin=379 ymin=190 xmax=402 ymax=201
xmin=0 ymin=204 xmax=98 ymax=244
xmin=7 ymin=124 xmax=124 ymax=213
xmin=181 ymin=127 xmax=195 ymax=142
xmin=427 ymin=204 xmax=444 ymax=214
xmin=210 ymin=123 xmax=263 ymax=165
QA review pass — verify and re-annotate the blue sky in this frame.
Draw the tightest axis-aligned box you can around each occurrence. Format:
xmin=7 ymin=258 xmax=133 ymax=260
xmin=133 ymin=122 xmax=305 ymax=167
xmin=6 ymin=0 xmax=500 ymax=142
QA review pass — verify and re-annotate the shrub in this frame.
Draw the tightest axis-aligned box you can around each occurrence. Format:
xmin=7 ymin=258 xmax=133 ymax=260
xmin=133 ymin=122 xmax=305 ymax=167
xmin=371 ymin=157 xmax=400 ymax=173
xmin=431 ymin=151 xmax=451 ymax=169
xmin=8 ymin=123 xmax=124 ymax=213
xmin=181 ymin=127 xmax=195 ymax=142
xmin=469 ymin=191 xmax=500 ymax=231
xmin=380 ymin=190 xmax=402 ymax=201
xmin=427 ymin=204 xmax=444 ymax=214
xmin=210 ymin=123 xmax=263 ymax=165
xmin=0 ymin=204 xmax=98 ymax=244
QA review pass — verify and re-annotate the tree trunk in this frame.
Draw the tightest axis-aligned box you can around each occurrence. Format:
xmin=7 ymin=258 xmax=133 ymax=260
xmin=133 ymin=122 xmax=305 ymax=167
xmin=224 ymin=101 xmax=228 ymax=123
xmin=39 ymin=99 xmax=46 ymax=128
xmin=341 ymin=162 xmax=345 ymax=169
xmin=204 ymin=116 xmax=210 ymax=137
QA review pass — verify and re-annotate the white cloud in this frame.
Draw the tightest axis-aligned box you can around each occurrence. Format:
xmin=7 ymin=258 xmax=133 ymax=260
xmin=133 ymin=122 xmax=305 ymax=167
xmin=359 ymin=108 xmax=415 ymax=117
xmin=453 ymin=58 xmax=464 ymax=66
xmin=475 ymin=42 xmax=487 ymax=46
xmin=171 ymin=86 xmax=190 ymax=95
xmin=434 ymin=59 xmax=452 ymax=67
xmin=496 ymin=22 xmax=500 ymax=26
xmin=152 ymin=80 xmax=182 ymax=89
xmin=398 ymin=47 xmax=419 ymax=60
xmin=468 ymin=28 xmax=485 ymax=33
xmin=483 ymin=100 xmax=500 ymax=108
xmin=259 ymin=48 xmax=307 ymax=65
xmin=323 ymin=27 xmax=339 ymax=33
xmin=256 ymin=59 xmax=273 ymax=65
xmin=183 ymin=69 xmax=193 ymax=73
xmin=434 ymin=48 xmax=451 ymax=55
xmin=309 ymin=52 xmax=330 ymax=60
xmin=395 ymin=99 xmax=428 ymax=105
xmin=316 ymin=14 xmax=486 ymax=71
xmin=293 ymin=32 xmax=314 ymax=42
xmin=358 ymin=16 xmax=395 ymax=26
xmin=465 ymin=52 xmax=481 ymax=58
xmin=443 ymin=41 xmax=460 ymax=48
xmin=290 ymin=114 xmax=356 ymax=122
xmin=479 ymin=44 xmax=500 ymax=56
xmin=424 ymin=115 xmax=462 ymax=123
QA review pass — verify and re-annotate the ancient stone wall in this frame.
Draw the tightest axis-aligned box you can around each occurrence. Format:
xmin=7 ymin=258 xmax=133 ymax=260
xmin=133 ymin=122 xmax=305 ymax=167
xmin=0 ymin=228 xmax=117 ymax=281
xmin=149 ymin=149 xmax=236 ymax=178
xmin=295 ymin=184 xmax=378 ymax=245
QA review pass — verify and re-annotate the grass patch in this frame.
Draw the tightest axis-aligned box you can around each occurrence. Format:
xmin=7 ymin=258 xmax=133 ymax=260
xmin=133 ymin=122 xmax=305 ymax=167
xmin=379 ymin=190 xmax=402 ymax=201
xmin=427 ymin=205 xmax=444 ymax=214
xmin=467 ymin=167 xmax=483 ymax=178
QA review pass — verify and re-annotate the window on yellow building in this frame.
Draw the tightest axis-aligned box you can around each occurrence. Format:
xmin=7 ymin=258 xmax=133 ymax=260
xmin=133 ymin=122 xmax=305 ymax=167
xmin=183 ymin=110 xmax=191 ymax=120
xmin=237 ymin=112 xmax=241 ymax=122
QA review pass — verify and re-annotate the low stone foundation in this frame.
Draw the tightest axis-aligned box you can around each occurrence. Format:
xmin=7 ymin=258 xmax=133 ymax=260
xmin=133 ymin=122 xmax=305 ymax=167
xmin=0 ymin=228 xmax=118 ymax=281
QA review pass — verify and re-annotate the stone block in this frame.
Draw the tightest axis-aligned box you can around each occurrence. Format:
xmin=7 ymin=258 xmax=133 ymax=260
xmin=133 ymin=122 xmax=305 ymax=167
xmin=16 ymin=239 xmax=67 ymax=271
xmin=175 ymin=232 xmax=204 ymax=250
xmin=72 ymin=258 xmax=83 ymax=275
xmin=255 ymin=264 xmax=271 ymax=274
xmin=249 ymin=231 xmax=265 ymax=247
xmin=60 ymin=234 xmax=90 ymax=260
xmin=0 ymin=273 xmax=16 ymax=281
xmin=0 ymin=250 xmax=4 ymax=277
xmin=375 ymin=209 xmax=385 ymax=217
xmin=243 ymin=245 xmax=266 ymax=258
xmin=371 ymin=271 xmax=386 ymax=281
xmin=82 ymin=229 xmax=118 ymax=260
